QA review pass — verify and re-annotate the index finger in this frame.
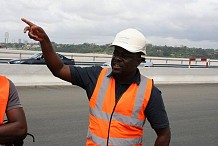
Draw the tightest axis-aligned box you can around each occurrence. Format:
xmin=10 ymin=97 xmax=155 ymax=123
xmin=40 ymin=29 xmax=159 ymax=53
xmin=21 ymin=18 xmax=35 ymax=26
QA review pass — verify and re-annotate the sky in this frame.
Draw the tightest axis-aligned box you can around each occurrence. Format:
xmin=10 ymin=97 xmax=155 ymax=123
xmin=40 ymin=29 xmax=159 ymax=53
xmin=1 ymin=0 xmax=218 ymax=49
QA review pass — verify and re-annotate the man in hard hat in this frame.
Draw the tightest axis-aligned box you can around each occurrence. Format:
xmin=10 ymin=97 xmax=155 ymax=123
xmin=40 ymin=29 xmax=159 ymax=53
xmin=0 ymin=76 xmax=27 ymax=145
xmin=22 ymin=18 xmax=171 ymax=146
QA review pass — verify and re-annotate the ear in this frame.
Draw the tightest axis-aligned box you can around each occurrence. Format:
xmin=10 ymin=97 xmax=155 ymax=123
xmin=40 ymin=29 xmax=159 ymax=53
xmin=136 ymin=57 xmax=142 ymax=66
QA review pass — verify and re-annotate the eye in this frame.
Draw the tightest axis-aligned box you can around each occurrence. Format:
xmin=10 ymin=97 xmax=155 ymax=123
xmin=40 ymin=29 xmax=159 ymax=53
xmin=112 ymin=51 xmax=135 ymax=59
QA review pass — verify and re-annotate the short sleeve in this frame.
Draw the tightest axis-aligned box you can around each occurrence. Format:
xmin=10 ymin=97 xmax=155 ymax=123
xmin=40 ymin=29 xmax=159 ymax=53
xmin=69 ymin=66 xmax=102 ymax=99
xmin=7 ymin=80 xmax=22 ymax=111
xmin=145 ymin=85 xmax=170 ymax=129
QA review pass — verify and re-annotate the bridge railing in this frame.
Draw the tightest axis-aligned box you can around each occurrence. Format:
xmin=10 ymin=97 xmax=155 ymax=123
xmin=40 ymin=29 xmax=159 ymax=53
xmin=0 ymin=51 xmax=218 ymax=68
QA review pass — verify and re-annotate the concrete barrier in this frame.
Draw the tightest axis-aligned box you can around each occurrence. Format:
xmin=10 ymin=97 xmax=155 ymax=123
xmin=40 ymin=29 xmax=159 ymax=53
xmin=139 ymin=67 xmax=218 ymax=84
xmin=1 ymin=64 xmax=71 ymax=86
xmin=1 ymin=64 xmax=218 ymax=86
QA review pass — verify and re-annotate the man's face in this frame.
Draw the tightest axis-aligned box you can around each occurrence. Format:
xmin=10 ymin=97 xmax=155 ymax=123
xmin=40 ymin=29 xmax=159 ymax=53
xmin=111 ymin=46 xmax=141 ymax=76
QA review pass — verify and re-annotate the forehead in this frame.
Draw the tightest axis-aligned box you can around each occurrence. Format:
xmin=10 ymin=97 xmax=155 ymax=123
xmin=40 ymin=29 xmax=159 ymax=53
xmin=113 ymin=46 xmax=132 ymax=54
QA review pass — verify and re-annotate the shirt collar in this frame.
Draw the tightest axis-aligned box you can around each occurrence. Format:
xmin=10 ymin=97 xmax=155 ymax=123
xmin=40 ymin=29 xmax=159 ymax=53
xmin=107 ymin=68 xmax=141 ymax=85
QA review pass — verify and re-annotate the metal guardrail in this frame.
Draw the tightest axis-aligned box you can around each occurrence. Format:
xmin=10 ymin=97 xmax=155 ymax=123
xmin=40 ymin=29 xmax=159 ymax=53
xmin=1 ymin=51 xmax=218 ymax=68
xmin=0 ymin=58 xmax=106 ymax=66
xmin=0 ymin=58 xmax=11 ymax=63
xmin=74 ymin=61 xmax=106 ymax=66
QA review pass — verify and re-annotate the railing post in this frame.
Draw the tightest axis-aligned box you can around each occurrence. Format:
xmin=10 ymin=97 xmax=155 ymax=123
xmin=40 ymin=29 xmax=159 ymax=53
xmin=205 ymin=59 xmax=209 ymax=68
xmin=189 ymin=58 xmax=196 ymax=68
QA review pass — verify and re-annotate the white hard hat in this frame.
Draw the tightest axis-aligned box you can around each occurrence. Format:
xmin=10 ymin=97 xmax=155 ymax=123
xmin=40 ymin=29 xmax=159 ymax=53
xmin=110 ymin=28 xmax=146 ymax=55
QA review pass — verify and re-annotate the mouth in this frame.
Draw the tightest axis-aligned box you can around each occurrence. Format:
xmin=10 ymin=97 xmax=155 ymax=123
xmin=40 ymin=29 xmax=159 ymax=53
xmin=112 ymin=62 xmax=123 ymax=71
xmin=113 ymin=63 xmax=120 ymax=68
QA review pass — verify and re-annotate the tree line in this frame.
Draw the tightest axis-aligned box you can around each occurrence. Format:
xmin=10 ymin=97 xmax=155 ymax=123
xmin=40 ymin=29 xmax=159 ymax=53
xmin=1 ymin=42 xmax=218 ymax=59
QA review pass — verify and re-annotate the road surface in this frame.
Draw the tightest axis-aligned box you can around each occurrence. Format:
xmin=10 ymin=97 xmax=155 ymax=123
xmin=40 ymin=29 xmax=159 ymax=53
xmin=16 ymin=84 xmax=218 ymax=146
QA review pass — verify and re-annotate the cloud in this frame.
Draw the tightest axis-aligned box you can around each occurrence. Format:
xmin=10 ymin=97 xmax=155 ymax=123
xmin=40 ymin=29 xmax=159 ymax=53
xmin=1 ymin=0 xmax=218 ymax=49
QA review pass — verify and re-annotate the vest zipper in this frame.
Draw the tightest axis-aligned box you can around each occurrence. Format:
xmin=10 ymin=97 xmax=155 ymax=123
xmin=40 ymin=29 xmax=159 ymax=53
xmin=106 ymin=96 xmax=122 ymax=146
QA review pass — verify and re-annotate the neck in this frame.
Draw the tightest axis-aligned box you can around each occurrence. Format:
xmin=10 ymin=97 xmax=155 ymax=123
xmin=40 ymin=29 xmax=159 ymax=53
xmin=114 ymin=70 xmax=137 ymax=84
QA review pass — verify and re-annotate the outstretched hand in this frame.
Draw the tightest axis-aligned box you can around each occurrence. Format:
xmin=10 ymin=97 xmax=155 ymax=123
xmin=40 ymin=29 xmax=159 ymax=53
xmin=21 ymin=18 xmax=47 ymax=42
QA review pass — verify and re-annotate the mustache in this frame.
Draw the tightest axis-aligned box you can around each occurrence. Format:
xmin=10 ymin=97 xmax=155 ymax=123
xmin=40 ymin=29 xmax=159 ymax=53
xmin=112 ymin=61 xmax=124 ymax=67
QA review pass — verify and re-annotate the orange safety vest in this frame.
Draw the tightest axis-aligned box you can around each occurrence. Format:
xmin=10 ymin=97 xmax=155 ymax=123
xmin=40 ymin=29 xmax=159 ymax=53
xmin=87 ymin=68 xmax=153 ymax=146
xmin=0 ymin=76 xmax=9 ymax=125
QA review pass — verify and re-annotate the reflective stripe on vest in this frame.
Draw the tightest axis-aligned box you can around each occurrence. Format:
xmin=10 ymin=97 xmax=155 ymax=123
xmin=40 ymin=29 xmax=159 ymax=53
xmin=0 ymin=76 xmax=9 ymax=125
xmin=87 ymin=68 xmax=153 ymax=145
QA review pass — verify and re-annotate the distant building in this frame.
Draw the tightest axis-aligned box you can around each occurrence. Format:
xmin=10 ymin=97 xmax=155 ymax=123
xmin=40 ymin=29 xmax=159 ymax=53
xmin=18 ymin=39 xmax=22 ymax=44
xmin=5 ymin=32 xmax=9 ymax=43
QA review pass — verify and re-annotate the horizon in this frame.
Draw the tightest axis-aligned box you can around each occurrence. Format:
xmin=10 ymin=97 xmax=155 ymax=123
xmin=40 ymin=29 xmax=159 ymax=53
xmin=1 ymin=0 xmax=218 ymax=50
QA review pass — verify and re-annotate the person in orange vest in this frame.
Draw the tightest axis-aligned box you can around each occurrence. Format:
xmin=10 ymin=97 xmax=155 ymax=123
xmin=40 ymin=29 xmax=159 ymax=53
xmin=0 ymin=76 xmax=27 ymax=145
xmin=22 ymin=18 xmax=171 ymax=146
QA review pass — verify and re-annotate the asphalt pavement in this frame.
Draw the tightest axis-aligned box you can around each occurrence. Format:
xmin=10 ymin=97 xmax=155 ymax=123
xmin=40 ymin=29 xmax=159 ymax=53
xmin=16 ymin=84 xmax=218 ymax=146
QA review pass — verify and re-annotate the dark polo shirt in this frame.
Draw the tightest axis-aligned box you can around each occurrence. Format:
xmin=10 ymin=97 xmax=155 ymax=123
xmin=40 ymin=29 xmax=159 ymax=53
xmin=70 ymin=66 xmax=169 ymax=129
xmin=7 ymin=79 xmax=22 ymax=111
